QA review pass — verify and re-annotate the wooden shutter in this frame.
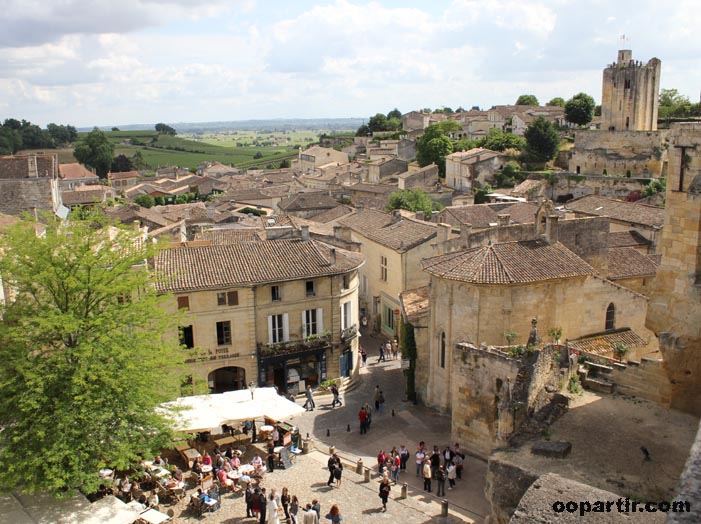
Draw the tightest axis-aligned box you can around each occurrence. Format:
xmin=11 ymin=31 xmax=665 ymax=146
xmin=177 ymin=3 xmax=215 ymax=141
xmin=283 ymin=313 xmax=290 ymax=342
xmin=227 ymin=291 xmax=238 ymax=306
xmin=267 ymin=316 xmax=274 ymax=344
xmin=177 ymin=296 xmax=189 ymax=310
xmin=317 ymin=308 xmax=324 ymax=333
xmin=301 ymin=311 xmax=307 ymax=338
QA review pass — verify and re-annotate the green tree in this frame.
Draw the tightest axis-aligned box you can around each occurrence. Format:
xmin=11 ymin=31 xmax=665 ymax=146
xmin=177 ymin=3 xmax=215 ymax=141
xmin=658 ymin=88 xmax=695 ymax=119
xmin=73 ymin=128 xmax=115 ymax=178
xmin=565 ymin=92 xmax=596 ymax=126
xmin=547 ymin=97 xmax=566 ymax=107
xmin=516 ymin=94 xmax=539 ymax=106
xmin=134 ymin=194 xmax=155 ymax=208
xmin=131 ymin=151 xmax=150 ymax=170
xmin=355 ymin=124 xmax=370 ymax=137
xmin=0 ymin=214 xmax=184 ymax=495
xmin=155 ymin=123 xmax=177 ymax=135
xmin=387 ymin=108 xmax=402 ymax=120
xmin=417 ymin=135 xmax=453 ymax=176
xmin=642 ymin=176 xmax=666 ymax=198
xmin=480 ymin=128 xmax=526 ymax=152
xmin=368 ymin=113 xmax=389 ymax=132
xmin=524 ymin=116 xmax=560 ymax=162
xmin=279 ymin=159 xmax=291 ymax=168
xmin=111 ymin=154 xmax=133 ymax=173
xmin=386 ymin=188 xmax=442 ymax=216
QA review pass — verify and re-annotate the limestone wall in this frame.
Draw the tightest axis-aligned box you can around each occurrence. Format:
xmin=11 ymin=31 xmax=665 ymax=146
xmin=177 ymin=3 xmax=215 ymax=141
xmin=0 ymin=178 xmax=57 ymax=216
xmin=569 ymin=130 xmax=666 ymax=177
xmin=608 ymin=357 xmax=672 ymax=405
xmin=397 ymin=163 xmax=438 ymax=190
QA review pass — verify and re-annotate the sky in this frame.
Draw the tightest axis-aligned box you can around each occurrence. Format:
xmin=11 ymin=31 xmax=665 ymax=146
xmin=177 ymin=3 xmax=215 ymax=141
xmin=1 ymin=0 xmax=700 ymax=128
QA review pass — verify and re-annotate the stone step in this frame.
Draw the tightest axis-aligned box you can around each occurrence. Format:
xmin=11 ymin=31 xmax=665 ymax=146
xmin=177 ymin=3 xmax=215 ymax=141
xmin=583 ymin=376 xmax=615 ymax=394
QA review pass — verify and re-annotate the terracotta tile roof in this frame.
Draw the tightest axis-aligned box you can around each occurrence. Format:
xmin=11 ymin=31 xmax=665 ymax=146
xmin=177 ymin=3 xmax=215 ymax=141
xmin=607 ymin=247 xmax=659 ymax=280
xmin=565 ymin=195 xmax=664 ymax=228
xmin=107 ymin=170 xmax=138 ymax=180
xmin=437 ymin=205 xmax=499 ymax=229
xmin=278 ymin=192 xmax=338 ymax=212
xmin=422 ymin=239 xmax=594 ymax=284
xmin=106 ymin=204 xmax=170 ymax=228
xmin=511 ymin=178 xmax=546 ymax=195
xmin=61 ymin=187 xmax=110 ymax=205
xmin=348 ymin=183 xmax=396 ymax=195
xmin=338 ymin=208 xmax=437 ymax=252
xmin=59 ymin=163 xmax=98 ymax=180
xmin=399 ymin=286 xmax=430 ymax=324
xmin=194 ymin=229 xmax=262 ymax=243
xmin=447 ymin=148 xmax=502 ymax=164
xmin=607 ymin=230 xmax=651 ymax=249
xmin=568 ymin=328 xmax=647 ymax=356
xmin=498 ymin=202 xmax=541 ymax=224
xmin=154 ymin=239 xmax=364 ymax=293
xmin=307 ymin=204 xmax=356 ymax=223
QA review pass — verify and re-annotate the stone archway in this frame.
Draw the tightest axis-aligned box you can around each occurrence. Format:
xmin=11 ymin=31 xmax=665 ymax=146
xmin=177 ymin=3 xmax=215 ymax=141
xmin=208 ymin=366 xmax=246 ymax=394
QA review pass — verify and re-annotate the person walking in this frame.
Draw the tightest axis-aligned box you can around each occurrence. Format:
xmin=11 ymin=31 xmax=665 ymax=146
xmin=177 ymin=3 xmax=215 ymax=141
xmin=436 ymin=465 xmax=447 ymax=497
xmin=415 ymin=447 xmax=426 ymax=477
xmin=399 ymin=445 xmax=410 ymax=471
xmin=245 ymin=483 xmax=255 ymax=518
xmin=302 ymin=504 xmax=318 ymax=524
xmin=392 ymin=338 xmax=399 ymax=360
xmin=358 ymin=406 xmax=368 ymax=434
xmin=325 ymin=504 xmax=343 ymax=523
xmin=391 ymin=453 xmax=400 ymax=484
xmin=333 ymin=455 xmax=343 ymax=487
xmin=326 ymin=454 xmax=337 ymax=486
xmin=267 ymin=492 xmax=280 ymax=524
xmin=377 ymin=390 xmax=385 ymax=414
xmin=311 ymin=500 xmax=321 ymax=519
xmin=447 ymin=461 xmax=457 ymax=490
xmin=290 ymin=495 xmax=300 ymax=524
xmin=267 ymin=440 xmax=276 ymax=473
xmin=373 ymin=385 xmax=381 ymax=412
xmin=379 ymin=478 xmax=391 ymax=512
xmin=303 ymin=385 xmax=315 ymax=411
xmin=281 ymin=487 xmax=291 ymax=522
xmin=377 ymin=343 xmax=385 ymax=362
xmin=453 ymin=451 xmax=464 ymax=480
xmin=422 ymin=459 xmax=432 ymax=493
xmin=330 ymin=384 xmax=342 ymax=408
xmin=258 ymin=488 xmax=268 ymax=524
xmin=430 ymin=446 xmax=441 ymax=478
xmin=359 ymin=346 xmax=367 ymax=366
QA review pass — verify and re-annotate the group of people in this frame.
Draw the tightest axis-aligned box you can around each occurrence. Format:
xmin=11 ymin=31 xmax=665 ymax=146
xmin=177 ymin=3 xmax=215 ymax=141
xmin=245 ymin=485 xmax=342 ymax=524
xmin=413 ymin=442 xmax=465 ymax=497
xmin=377 ymin=338 xmax=399 ymax=362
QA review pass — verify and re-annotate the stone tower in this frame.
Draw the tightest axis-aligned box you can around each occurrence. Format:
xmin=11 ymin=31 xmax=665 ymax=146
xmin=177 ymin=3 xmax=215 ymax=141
xmin=646 ymin=123 xmax=701 ymax=415
xmin=601 ymin=49 xmax=661 ymax=131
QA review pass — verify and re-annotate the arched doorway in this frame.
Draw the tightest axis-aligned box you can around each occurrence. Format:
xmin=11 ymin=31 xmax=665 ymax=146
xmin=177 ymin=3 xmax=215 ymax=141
xmin=208 ymin=366 xmax=246 ymax=394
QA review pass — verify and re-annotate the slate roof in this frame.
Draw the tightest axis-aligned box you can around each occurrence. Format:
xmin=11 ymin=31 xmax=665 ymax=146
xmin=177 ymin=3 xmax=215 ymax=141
xmin=338 ymin=208 xmax=437 ymax=252
xmin=422 ymin=239 xmax=594 ymax=284
xmin=59 ymin=163 xmax=98 ymax=180
xmin=607 ymin=247 xmax=659 ymax=280
xmin=154 ymin=239 xmax=364 ymax=293
xmin=565 ymin=195 xmax=664 ymax=228
xmin=568 ymin=328 xmax=647 ymax=356
xmin=607 ymin=230 xmax=651 ymax=249
xmin=278 ymin=192 xmax=338 ymax=212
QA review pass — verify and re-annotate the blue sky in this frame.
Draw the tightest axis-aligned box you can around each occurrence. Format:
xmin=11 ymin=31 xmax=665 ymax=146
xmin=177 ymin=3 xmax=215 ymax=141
xmin=1 ymin=0 xmax=699 ymax=128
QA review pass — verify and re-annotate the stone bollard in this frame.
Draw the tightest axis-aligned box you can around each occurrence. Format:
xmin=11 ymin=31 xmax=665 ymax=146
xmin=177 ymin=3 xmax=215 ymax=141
xmin=400 ymin=483 xmax=408 ymax=499
xmin=441 ymin=499 xmax=449 ymax=517
xmin=302 ymin=440 xmax=310 ymax=455
xmin=364 ymin=468 xmax=370 ymax=483
xmin=329 ymin=445 xmax=335 ymax=455
xmin=356 ymin=459 xmax=363 ymax=474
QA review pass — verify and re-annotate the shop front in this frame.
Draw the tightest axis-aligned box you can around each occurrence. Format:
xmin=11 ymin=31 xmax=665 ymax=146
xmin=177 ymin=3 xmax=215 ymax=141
xmin=257 ymin=343 xmax=329 ymax=395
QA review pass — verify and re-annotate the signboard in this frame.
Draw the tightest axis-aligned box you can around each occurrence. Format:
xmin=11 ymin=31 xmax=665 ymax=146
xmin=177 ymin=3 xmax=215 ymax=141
xmin=282 ymin=431 xmax=292 ymax=446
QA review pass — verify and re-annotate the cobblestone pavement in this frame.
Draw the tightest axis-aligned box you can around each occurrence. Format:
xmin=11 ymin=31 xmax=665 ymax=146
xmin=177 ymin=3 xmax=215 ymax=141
xmin=168 ymin=329 xmax=490 ymax=523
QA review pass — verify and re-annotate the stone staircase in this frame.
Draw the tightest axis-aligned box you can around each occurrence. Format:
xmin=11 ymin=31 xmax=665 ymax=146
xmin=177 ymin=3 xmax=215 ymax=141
xmin=579 ymin=360 xmax=616 ymax=394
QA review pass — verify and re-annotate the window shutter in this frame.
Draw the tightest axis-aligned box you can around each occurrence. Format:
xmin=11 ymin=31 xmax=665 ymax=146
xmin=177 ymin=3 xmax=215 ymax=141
xmin=340 ymin=304 xmax=345 ymax=331
xmin=348 ymin=301 xmax=353 ymax=327
xmin=317 ymin=308 xmax=324 ymax=333
xmin=267 ymin=316 xmax=274 ymax=344
xmin=283 ymin=313 xmax=290 ymax=342
xmin=228 ymin=291 xmax=238 ymax=306
xmin=302 ymin=311 xmax=307 ymax=338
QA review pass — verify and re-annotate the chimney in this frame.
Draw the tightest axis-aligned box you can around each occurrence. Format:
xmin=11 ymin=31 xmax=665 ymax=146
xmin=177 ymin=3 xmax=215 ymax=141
xmin=330 ymin=248 xmax=337 ymax=265
xmin=333 ymin=225 xmax=352 ymax=241
xmin=460 ymin=223 xmax=472 ymax=247
xmin=415 ymin=211 xmax=425 ymax=221
xmin=437 ymin=223 xmax=451 ymax=244
xmin=430 ymin=210 xmax=440 ymax=223
xmin=497 ymin=214 xmax=511 ymax=227
xmin=301 ymin=225 xmax=310 ymax=241
xmin=545 ymin=214 xmax=559 ymax=244
xmin=391 ymin=209 xmax=401 ymax=220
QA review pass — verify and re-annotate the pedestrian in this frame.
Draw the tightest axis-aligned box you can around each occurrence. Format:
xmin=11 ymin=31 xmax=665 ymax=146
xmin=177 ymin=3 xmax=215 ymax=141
xmin=302 ymin=504 xmax=318 ymax=524
xmin=377 ymin=449 xmax=387 ymax=473
xmin=377 ymin=390 xmax=385 ymax=414
xmin=290 ymin=495 xmax=300 ymax=524
xmin=252 ymin=420 xmax=257 ymax=443
xmin=333 ymin=454 xmax=343 ymax=487
xmin=325 ymin=504 xmax=343 ymax=523
xmin=251 ymin=488 xmax=261 ymax=519
xmin=430 ymin=446 xmax=441 ymax=478
xmin=391 ymin=454 xmax=400 ymax=484
xmin=384 ymin=340 xmax=392 ymax=360
xmin=436 ymin=465 xmax=447 ymax=497
xmin=423 ymin=459 xmax=432 ymax=493
xmin=377 ymin=343 xmax=385 ymax=362
xmin=330 ymin=384 xmax=342 ymax=408
xmin=267 ymin=440 xmax=276 ymax=473
xmin=259 ymin=488 xmax=268 ymax=524
xmin=399 ymin=444 xmax=410 ymax=471
xmin=443 ymin=445 xmax=454 ymax=467
xmin=359 ymin=346 xmax=367 ymax=366
xmin=311 ymin=499 xmax=321 ymax=519
xmin=358 ymin=406 xmax=368 ymax=434
xmin=373 ymin=385 xmax=381 ymax=411
xmin=379 ymin=478 xmax=391 ymax=512
xmin=447 ymin=461 xmax=457 ymax=490
xmin=267 ymin=492 xmax=280 ymax=524
xmin=392 ymin=338 xmax=399 ymax=359
xmin=281 ymin=487 xmax=291 ymax=522
xmin=304 ymin=385 xmax=315 ymax=411
xmin=246 ymin=484 xmax=255 ymax=518
xmin=453 ymin=451 xmax=464 ymax=480
xmin=327 ymin=454 xmax=337 ymax=486
xmin=415 ymin=447 xmax=425 ymax=477
xmin=363 ymin=403 xmax=372 ymax=428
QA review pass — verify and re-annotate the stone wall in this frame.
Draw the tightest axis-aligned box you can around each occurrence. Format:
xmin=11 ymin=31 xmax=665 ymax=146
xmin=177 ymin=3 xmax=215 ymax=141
xmin=568 ymin=130 xmax=667 ymax=178
xmin=397 ymin=163 xmax=438 ymax=190
xmin=0 ymin=178 xmax=58 ymax=216
xmin=609 ymin=357 xmax=672 ymax=404
xmin=484 ymin=458 xmax=539 ymax=524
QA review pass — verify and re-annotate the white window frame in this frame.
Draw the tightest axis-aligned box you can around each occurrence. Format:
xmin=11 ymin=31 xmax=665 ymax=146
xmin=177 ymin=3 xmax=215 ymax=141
xmin=268 ymin=313 xmax=289 ymax=344
xmin=341 ymin=301 xmax=352 ymax=331
xmin=302 ymin=308 xmax=324 ymax=338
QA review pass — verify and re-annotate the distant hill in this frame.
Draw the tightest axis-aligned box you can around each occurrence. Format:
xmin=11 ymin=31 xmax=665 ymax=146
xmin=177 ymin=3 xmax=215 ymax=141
xmin=81 ymin=118 xmax=365 ymax=133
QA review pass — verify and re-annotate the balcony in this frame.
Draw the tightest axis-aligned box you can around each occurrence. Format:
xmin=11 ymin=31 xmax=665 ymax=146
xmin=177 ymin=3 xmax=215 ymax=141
xmin=341 ymin=324 xmax=358 ymax=342
xmin=257 ymin=333 xmax=332 ymax=357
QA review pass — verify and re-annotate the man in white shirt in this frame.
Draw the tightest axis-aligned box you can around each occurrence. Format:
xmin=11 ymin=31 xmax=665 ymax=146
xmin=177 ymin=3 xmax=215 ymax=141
xmin=302 ymin=503 xmax=319 ymax=524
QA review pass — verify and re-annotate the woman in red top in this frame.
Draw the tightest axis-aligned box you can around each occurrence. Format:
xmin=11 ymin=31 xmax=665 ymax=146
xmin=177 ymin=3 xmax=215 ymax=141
xmin=202 ymin=452 xmax=212 ymax=467
xmin=377 ymin=450 xmax=387 ymax=472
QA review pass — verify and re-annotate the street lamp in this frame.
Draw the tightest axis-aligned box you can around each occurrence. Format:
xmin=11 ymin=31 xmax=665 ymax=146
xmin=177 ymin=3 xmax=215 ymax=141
xmin=248 ymin=381 xmax=256 ymax=400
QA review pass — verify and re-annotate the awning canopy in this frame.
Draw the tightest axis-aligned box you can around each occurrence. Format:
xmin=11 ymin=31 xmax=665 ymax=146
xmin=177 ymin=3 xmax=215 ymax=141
xmin=161 ymin=387 xmax=306 ymax=434
xmin=0 ymin=493 xmax=141 ymax=524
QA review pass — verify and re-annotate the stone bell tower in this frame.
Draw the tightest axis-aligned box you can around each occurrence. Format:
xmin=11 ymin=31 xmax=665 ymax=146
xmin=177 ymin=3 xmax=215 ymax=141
xmin=646 ymin=123 xmax=701 ymax=415
xmin=601 ymin=49 xmax=661 ymax=131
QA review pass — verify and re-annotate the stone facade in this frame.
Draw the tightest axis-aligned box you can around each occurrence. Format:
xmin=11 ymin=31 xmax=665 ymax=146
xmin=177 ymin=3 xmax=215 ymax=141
xmin=601 ymin=50 xmax=661 ymax=132
xmin=397 ymin=163 xmax=439 ymax=190
xmin=646 ymin=123 xmax=701 ymax=416
xmin=568 ymin=130 xmax=667 ymax=178
xmin=0 ymin=154 xmax=61 ymax=216
xmin=367 ymin=158 xmax=408 ymax=183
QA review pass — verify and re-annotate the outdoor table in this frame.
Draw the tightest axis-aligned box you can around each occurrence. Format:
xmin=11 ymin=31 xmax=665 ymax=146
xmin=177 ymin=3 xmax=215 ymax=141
xmin=239 ymin=464 xmax=254 ymax=475
xmin=138 ymin=507 xmax=171 ymax=524
xmin=201 ymin=465 xmax=212 ymax=474
xmin=227 ymin=470 xmax=240 ymax=480
xmin=181 ymin=448 xmax=201 ymax=468
xmin=259 ymin=425 xmax=274 ymax=441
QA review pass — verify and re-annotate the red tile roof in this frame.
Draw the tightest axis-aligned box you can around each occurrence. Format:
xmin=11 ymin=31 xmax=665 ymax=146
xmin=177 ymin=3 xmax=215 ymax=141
xmin=59 ymin=163 xmax=98 ymax=180
xmin=338 ymin=208 xmax=437 ymax=252
xmin=606 ymin=247 xmax=659 ymax=280
xmin=568 ymin=328 xmax=647 ymax=356
xmin=565 ymin=195 xmax=664 ymax=228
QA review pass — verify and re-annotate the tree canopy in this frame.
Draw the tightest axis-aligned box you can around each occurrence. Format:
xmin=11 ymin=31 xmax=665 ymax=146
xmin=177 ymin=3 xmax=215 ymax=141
xmin=0 ymin=214 xmax=184 ymax=495
xmin=481 ymin=128 xmax=526 ymax=152
xmin=547 ymin=97 xmax=566 ymax=107
xmin=0 ymin=119 xmax=75 ymax=155
xmin=524 ymin=116 xmax=560 ymax=162
xmin=658 ymin=88 xmax=699 ymax=119
xmin=386 ymin=188 xmax=443 ymax=216
xmin=564 ymin=92 xmax=596 ymax=126
xmin=73 ymin=128 xmax=115 ymax=178
xmin=416 ymin=124 xmax=453 ymax=176
xmin=155 ymin=123 xmax=177 ymax=135
xmin=516 ymin=94 xmax=539 ymax=106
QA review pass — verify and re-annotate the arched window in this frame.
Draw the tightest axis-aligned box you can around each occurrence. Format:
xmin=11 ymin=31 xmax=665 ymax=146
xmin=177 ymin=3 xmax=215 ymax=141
xmin=440 ymin=332 xmax=446 ymax=369
xmin=605 ymin=303 xmax=616 ymax=331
